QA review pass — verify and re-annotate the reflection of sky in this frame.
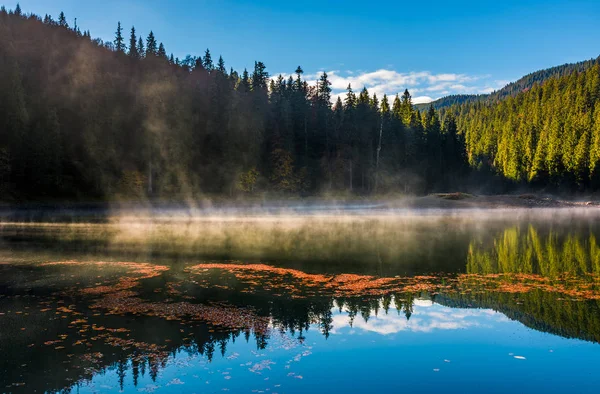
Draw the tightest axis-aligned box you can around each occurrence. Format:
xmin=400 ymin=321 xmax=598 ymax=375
xmin=331 ymin=299 xmax=509 ymax=335
xmin=79 ymin=302 xmax=600 ymax=394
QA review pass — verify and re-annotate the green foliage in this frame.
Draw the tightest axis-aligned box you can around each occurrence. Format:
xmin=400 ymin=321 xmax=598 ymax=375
xmin=238 ymin=168 xmax=259 ymax=193
xmin=6 ymin=5 xmax=600 ymax=201
xmin=417 ymin=56 xmax=600 ymax=111
xmin=456 ymin=64 xmax=600 ymax=189
xmin=145 ymin=31 xmax=157 ymax=56
xmin=270 ymin=149 xmax=300 ymax=193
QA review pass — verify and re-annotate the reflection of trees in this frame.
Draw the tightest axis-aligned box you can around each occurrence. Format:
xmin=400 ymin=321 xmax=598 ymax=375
xmin=6 ymin=220 xmax=600 ymax=392
xmin=468 ymin=225 xmax=600 ymax=277
xmin=437 ymin=290 xmax=600 ymax=343
xmin=5 ymin=280 xmax=600 ymax=394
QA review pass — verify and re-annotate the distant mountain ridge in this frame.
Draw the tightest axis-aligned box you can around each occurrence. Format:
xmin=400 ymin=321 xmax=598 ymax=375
xmin=415 ymin=55 xmax=600 ymax=111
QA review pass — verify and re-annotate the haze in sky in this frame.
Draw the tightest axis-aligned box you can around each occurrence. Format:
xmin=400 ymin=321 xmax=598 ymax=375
xmin=16 ymin=0 xmax=600 ymax=103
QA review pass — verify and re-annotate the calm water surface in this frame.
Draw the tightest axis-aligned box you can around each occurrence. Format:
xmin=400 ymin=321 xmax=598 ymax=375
xmin=1 ymin=209 xmax=600 ymax=393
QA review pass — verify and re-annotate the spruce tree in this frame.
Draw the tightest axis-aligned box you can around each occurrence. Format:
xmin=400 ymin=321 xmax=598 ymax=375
xmin=295 ymin=66 xmax=304 ymax=91
xmin=203 ymin=49 xmax=213 ymax=71
xmin=145 ymin=31 xmax=157 ymax=57
xmin=317 ymin=72 xmax=332 ymax=107
xmin=252 ymin=62 xmax=268 ymax=91
xmin=239 ymin=69 xmax=251 ymax=92
xmin=114 ymin=22 xmax=125 ymax=53
xmin=137 ymin=37 xmax=145 ymax=58
xmin=217 ymin=56 xmax=226 ymax=74
xmin=128 ymin=27 xmax=138 ymax=58
xmin=344 ymin=84 xmax=356 ymax=109
xmin=58 ymin=11 xmax=68 ymax=28
xmin=400 ymin=89 xmax=413 ymax=126
xmin=157 ymin=43 xmax=167 ymax=59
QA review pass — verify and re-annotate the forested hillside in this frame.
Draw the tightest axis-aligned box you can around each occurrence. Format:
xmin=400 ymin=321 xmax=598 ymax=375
xmin=452 ymin=63 xmax=600 ymax=189
xmin=0 ymin=5 xmax=467 ymax=201
xmin=416 ymin=57 xmax=600 ymax=111
xmin=2 ymin=4 xmax=600 ymax=202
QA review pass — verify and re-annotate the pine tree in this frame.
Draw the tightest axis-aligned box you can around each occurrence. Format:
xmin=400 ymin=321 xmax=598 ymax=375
xmin=295 ymin=66 xmax=304 ymax=91
xmin=157 ymin=43 xmax=167 ymax=59
xmin=381 ymin=94 xmax=390 ymax=115
xmin=128 ymin=27 xmax=138 ymax=58
xmin=203 ymin=49 xmax=213 ymax=71
xmin=145 ymin=31 xmax=157 ymax=57
xmin=217 ymin=56 xmax=226 ymax=74
xmin=317 ymin=72 xmax=332 ymax=107
xmin=392 ymin=94 xmax=401 ymax=119
xmin=58 ymin=11 xmax=68 ymax=28
xmin=193 ymin=56 xmax=204 ymax=71
xmin=114 ymin=22 xmax=125 ymax=53
xmin=137 ymin=37 xmax=145 ymax=58
xmin=14 ymin=3 xmax=21 ymax=16
xmin=252 ymin=62 xmax=268 ymax=91
xmin=400 ymin=89 xmax=413 ymax=126
xmin=344 ymin=84 xmax=356 ymax=109
xmin=239 ymin=69 xmax=251 ymax=92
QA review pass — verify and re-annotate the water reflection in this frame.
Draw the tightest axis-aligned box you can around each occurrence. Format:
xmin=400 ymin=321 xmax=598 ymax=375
xmin=2 ymin=212 xmax=600 ymax=393
xmin=468 ymin=224 xmax=600 ymax=276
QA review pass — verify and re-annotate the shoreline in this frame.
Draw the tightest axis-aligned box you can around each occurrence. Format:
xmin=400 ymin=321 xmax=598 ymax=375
xmin=0 ymin=194 xmax=599 ymax=223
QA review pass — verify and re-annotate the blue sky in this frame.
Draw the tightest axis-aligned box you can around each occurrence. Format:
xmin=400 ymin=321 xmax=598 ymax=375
xmin=11 ymin=0 xmax=600 ymax=103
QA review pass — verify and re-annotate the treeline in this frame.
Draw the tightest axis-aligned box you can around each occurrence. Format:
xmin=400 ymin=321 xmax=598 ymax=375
xmin=453 ymin=63 xmax=600 ymax=189
xmin=3 ymin=3 xmax=600 ymax=201
xmin=419 ymin=56 xmax=600 ymax=111
xmin=0 ymin=5 xmax=468 ymax=201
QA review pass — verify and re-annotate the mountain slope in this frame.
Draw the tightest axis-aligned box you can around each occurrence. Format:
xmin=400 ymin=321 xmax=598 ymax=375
xmin=416 ymin=56 xmax=600 ymax=111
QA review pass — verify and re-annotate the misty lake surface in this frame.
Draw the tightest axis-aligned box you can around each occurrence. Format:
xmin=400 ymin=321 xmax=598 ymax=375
xmin=2 ymin=207 xmax=600 ymax=393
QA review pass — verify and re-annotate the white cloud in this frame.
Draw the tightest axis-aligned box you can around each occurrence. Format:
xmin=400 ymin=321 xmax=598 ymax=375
xmin=329 ymin=299 xmax=509 ymax=336
xmin=273 ymin=68 xmax=507 ymax=105
xmin=413 ymin=96 xmax=434 ymax=104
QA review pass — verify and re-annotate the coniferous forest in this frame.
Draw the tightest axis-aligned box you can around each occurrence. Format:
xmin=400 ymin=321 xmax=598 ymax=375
xmin=1 ymin=4 xmax=600 ymax=201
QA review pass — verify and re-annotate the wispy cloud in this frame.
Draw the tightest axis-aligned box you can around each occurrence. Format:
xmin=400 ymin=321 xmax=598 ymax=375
xmin=275 ymin=68 xmax=506 ymax=105
xmin=329 ymin=299 xmax=509 ymax=336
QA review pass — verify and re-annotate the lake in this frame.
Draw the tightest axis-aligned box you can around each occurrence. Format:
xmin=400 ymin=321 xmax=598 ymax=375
xmin=2 ymin=207 xmax=600 ymax=393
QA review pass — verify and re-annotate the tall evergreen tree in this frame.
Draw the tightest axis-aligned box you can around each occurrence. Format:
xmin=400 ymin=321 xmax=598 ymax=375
xmin=114 ymin=22 xmax=125 ymax=53
xmin=217 ymin=56 xmax=226 ymax=74
xmin=128 ymin=27 xmax=138 ymax=58
xmin=400 ymin=89 xmax=414 ymax=126
xmin=58 ymin=11 xmax=68 ymax=28
xmin=157 ymin=43 xmax=167 ymax=59
xmin=203 ymin=49 xmax=214 ymax=71
xmin=252 ymin=61 xmax=268 ymax=91
xmin=137 ymin=37 xmax=145 ymax=58
xmin=145 ymin=31 xmax=157 ymax=57
xmin=317 ymin=72 xmax=332 ymax=107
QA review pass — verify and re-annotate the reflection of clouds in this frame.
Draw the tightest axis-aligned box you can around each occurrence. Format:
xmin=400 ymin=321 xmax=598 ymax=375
xmin=330 ymin=299 xmax=507 ymax=336
xmin=413 ymin=298 xmax=434 ymax=307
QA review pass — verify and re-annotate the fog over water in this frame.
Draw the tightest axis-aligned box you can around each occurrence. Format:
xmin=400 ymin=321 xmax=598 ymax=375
xmin=2 ymin=207 xmax=600 ymax=393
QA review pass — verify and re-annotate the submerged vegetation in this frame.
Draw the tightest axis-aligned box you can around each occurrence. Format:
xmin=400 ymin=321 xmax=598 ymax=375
xmin=2 ymin=212 xmax=600 ymax=392
xmin=4 ymin=222 xmax=600 ymax=392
